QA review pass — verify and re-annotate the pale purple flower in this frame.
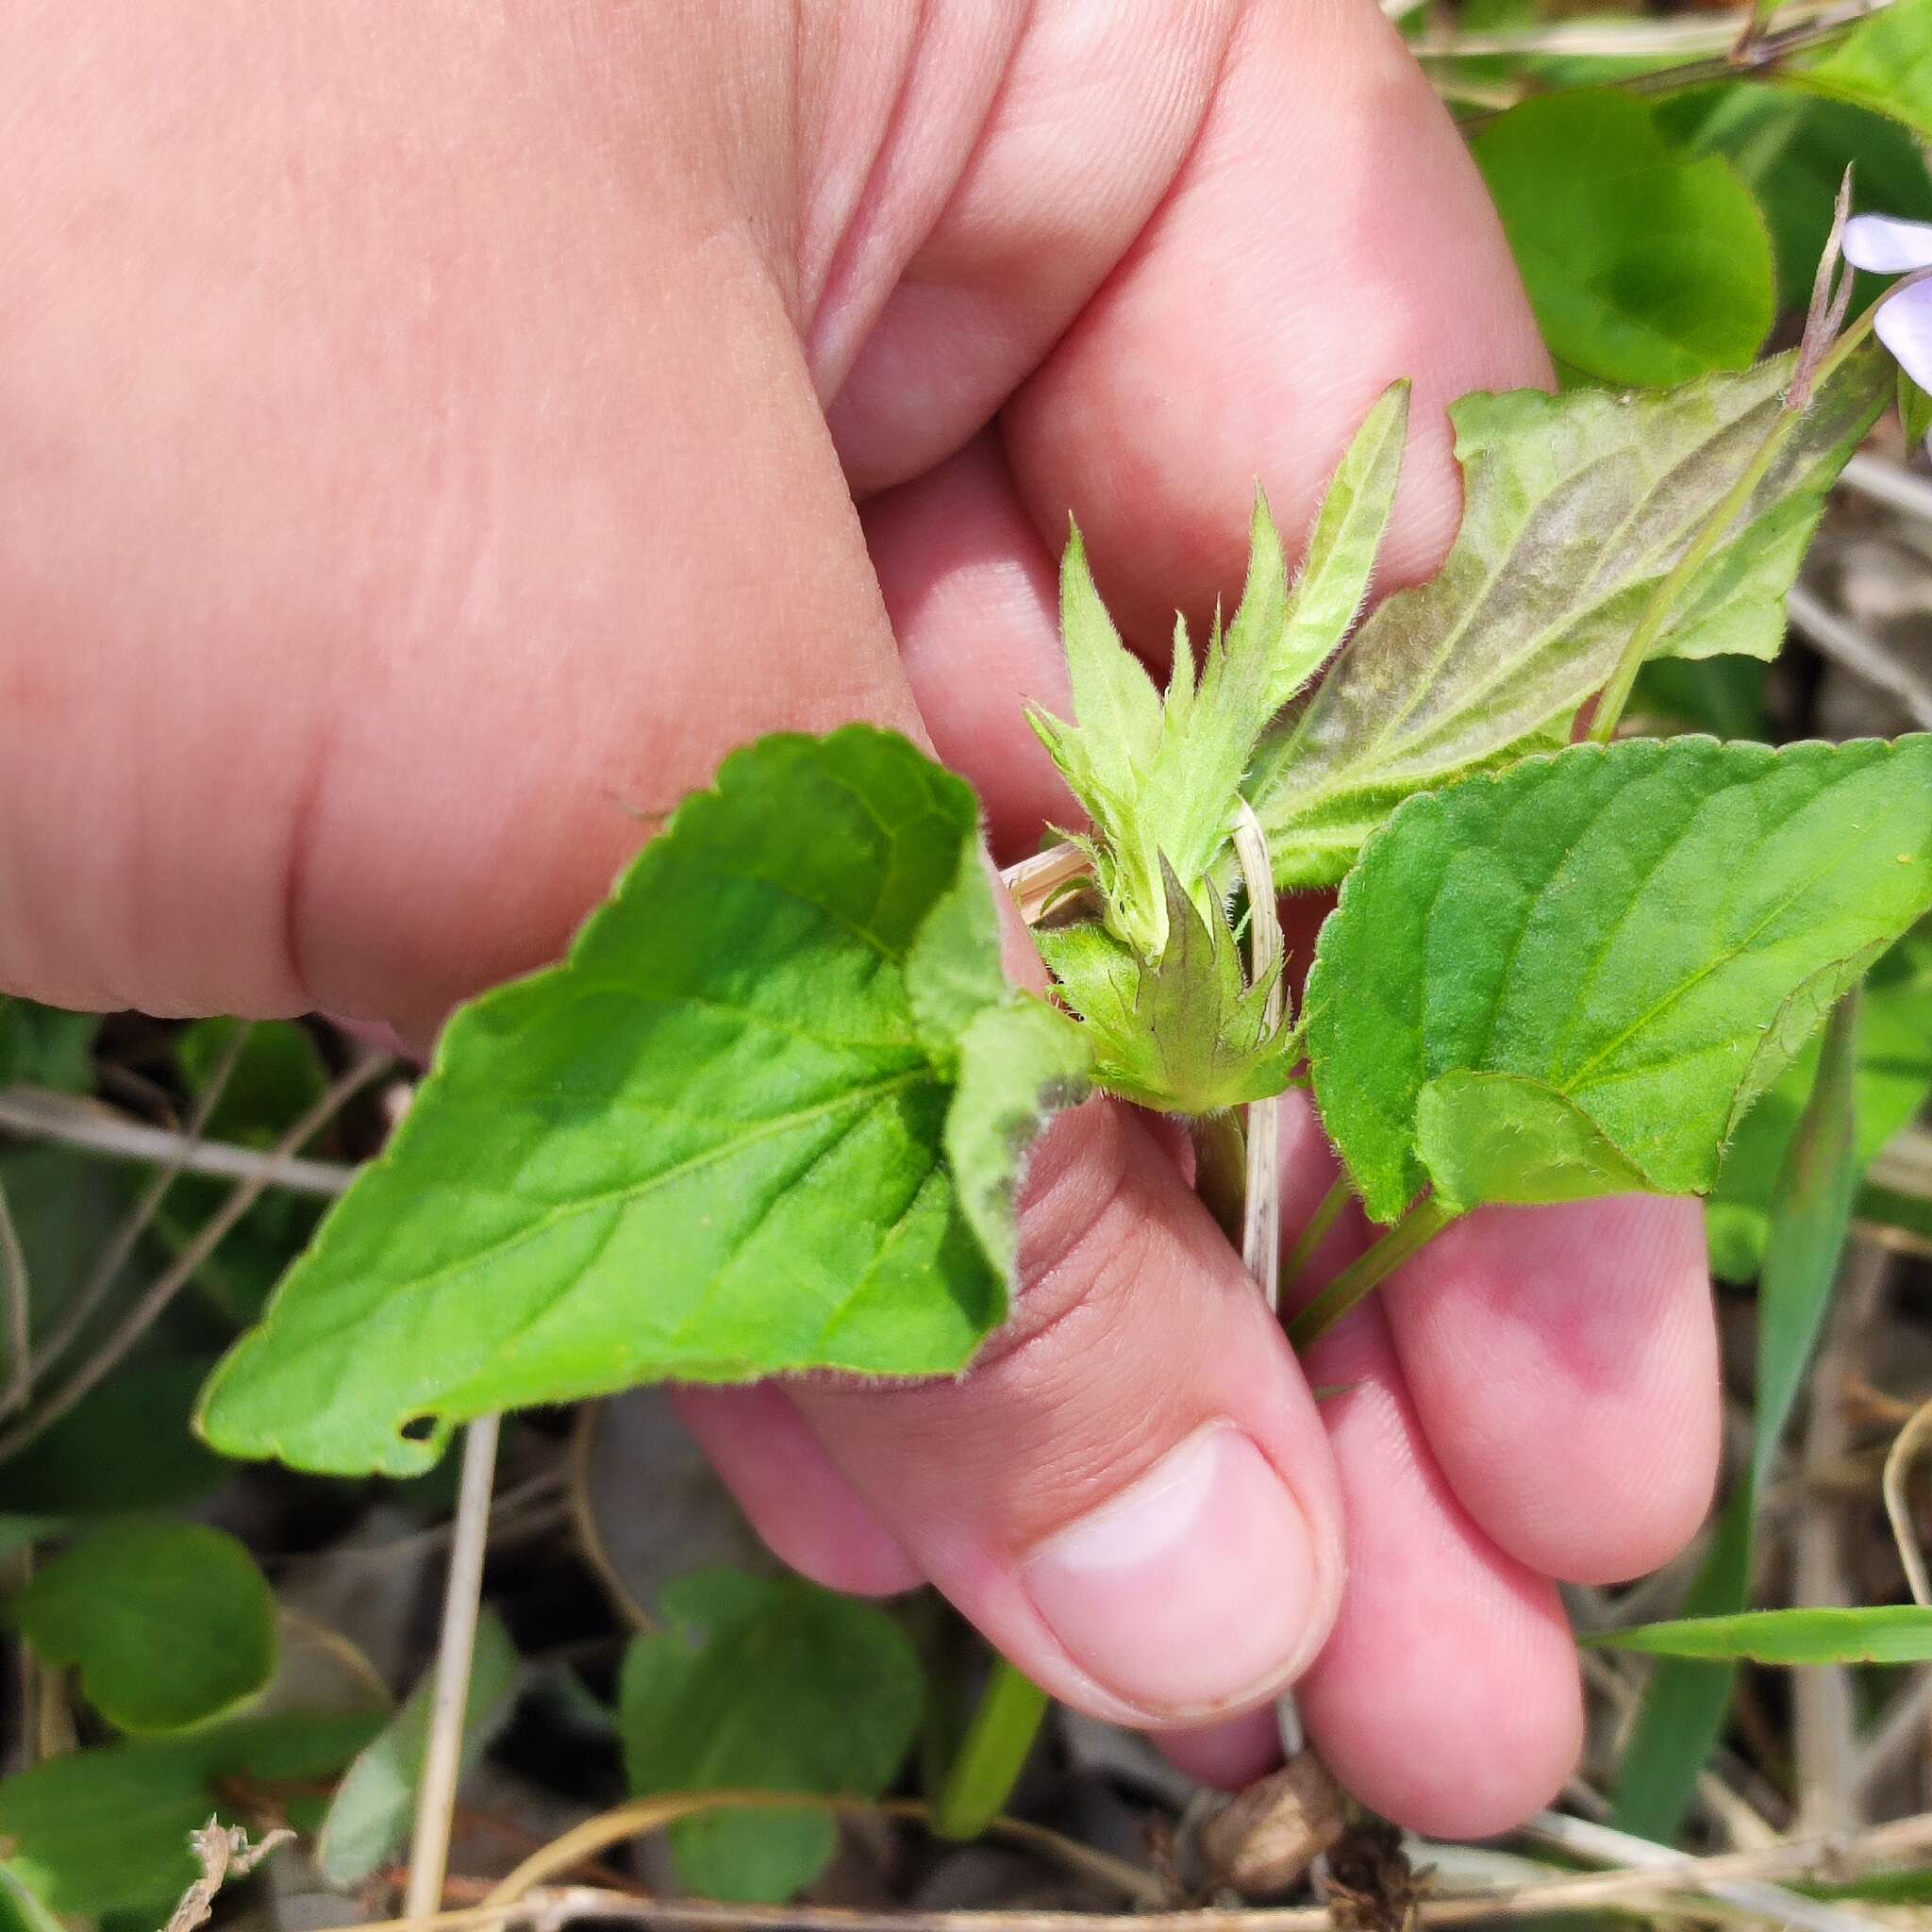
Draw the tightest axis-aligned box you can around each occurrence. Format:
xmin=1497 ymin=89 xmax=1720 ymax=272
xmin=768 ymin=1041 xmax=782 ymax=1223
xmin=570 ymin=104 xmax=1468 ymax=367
xmin=1843 ymin=214 xmax=1932 ymax=395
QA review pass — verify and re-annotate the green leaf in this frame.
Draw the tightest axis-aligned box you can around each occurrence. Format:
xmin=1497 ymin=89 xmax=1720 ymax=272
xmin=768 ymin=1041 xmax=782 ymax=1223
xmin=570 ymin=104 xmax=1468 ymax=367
xmin=1906 ymin=374 xmax=1932 ymax=449
xmin=1474 ymin=91 xmax=1774 ymax=389
xmin=1612 ymin=992 xmax=1864 ymax=1842
xmin=1659 ymin=86 xmax=1932 ymax=313
xmin=1268 ymin=381 xmax=1410 ymax=714
xmin=198 ymin=728 xmax=1088 ymax=1475
xmin=1590 ymin=1605 xmax=1932 ymax=1665
xmin=1251 ymin=346 xmax=1891 ymax=890
xmin=1031 ymin=514 xmax=1287 ymax=957
xmin=1414 ymin=1072 xmax=1657 ymax=1212
xmin=0 ymin=1864 xmax=64 ymax=1932
xmin=1629 ymin=652 xmax=1769 ymax=741
xmin=1610 ymin=1486 xmax=1753 ymax=1842
xmin=0 ymin=1710 xmax=378 ymax=1914
xmin=0 ymin=1001 xmax=98 ymax=1095
xmin=1038 ymin=867 xmax=1295 ymax=1115
xmin=1708 ymin=924 xmax=1932 ymax=1281
xmin=1789 ymin=0 xmax=1932 ymax=141
xmin=315 ymin=1610 xmax=519 ymax=1886
xmin=1305 ymin=735 xmax=1932 ymax=1224
xmin=618 ymin=1568 xmax=924 ymax=1903
xmin=0 ymin=1357 xmax=229 ymax=1515
xmin=16 ymin=1521 xmax=276 ymax=1733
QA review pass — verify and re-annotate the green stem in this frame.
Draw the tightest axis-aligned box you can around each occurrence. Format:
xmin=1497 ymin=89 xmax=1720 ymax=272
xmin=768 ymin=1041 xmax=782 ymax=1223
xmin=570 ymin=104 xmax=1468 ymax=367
xmin=1280 ymin=1174 xmax=1353 ymax=1302
xmin=1288 ymin=1195 xmax=1458 ymax=1352
xmin=1589 ymin=283 xmax=1913 ymax=745
xmin=1189 ymin=1111 xmax=1248 ymax=1250
xmin=934 ymin=1657 xmax=1051 ymax=1842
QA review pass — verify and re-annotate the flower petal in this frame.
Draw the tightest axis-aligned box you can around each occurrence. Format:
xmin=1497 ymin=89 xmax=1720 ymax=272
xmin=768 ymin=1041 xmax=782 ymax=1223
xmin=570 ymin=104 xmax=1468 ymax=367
xmin=1874 ymin=278 xmax=1932 ymax=395
xmin=1843 ymin=214 xmax=1932 ymax=275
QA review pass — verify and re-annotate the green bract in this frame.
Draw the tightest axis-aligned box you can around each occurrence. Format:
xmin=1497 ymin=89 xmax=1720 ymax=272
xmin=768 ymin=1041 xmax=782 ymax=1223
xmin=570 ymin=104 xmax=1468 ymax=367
xmin=1249 ymin=345 xmax=1891 ymax=888
xmin=1036 ymin=866 xmax=1294 ymax=1115
xmin=1028 ymin=384 xmax=1407 ymax=961
xmin=1306 ymin=734 xmax=1932 ymax=1225
xmin=198 ymin=728 xmax=1089 ymax=1475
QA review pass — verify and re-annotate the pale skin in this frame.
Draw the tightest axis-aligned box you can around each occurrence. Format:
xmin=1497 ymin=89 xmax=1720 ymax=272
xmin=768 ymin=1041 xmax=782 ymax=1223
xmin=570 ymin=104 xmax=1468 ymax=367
xmin=1 ymin=0 xmax=1722 ymax=1833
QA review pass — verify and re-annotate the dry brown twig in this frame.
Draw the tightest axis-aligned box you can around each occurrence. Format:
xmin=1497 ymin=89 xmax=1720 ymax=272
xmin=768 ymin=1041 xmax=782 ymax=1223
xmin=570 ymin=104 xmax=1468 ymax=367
xmin=163 ymin=1819 xmax=294 ymax=1932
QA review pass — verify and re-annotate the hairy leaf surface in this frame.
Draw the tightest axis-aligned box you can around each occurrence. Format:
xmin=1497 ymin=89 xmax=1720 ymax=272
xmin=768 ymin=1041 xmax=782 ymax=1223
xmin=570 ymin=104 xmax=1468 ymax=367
xmin=199 ymin=729 xmax=1088 ymax=1475
xmin=1252 ymin=347 xmax=1891 ymax=889
xmin=619 ymin=1568 xmax=923 ymax=1903
xmin=1030 ymin=388 xmax=1408 ymax=953
xmin=1306 ymin=735 xmax=1932 ymax=1224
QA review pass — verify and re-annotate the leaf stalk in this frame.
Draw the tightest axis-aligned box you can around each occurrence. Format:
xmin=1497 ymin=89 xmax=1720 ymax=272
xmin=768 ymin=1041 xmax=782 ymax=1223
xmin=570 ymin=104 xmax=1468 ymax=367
xmin=1288 ymin=1194 xmax=1457 ymax=1351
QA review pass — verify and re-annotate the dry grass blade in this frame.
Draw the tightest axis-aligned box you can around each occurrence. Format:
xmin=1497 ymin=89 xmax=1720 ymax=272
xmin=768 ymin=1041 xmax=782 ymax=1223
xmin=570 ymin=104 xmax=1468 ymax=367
xmin=1233 ymin=801 xmax=1284 ymax=1312
xmin=21 ymin=1012 xmax=257 ymax=1395
xmin=0 ymin=1174 xmax=28 ymax=1420
xmin=566 ymin=1404 xmax=654 ymax=1635
xmin=0 ymin=1083 xmax=355 ymax=1202
xmin=1788 ymin=585 xmax=1932 ymax=729
xmin=1001 ymin=843 xmax=1091 ymax=928
xmin=477 ymin=1791 xmax=1167 ymax=1912
xmin=406 ymin=1412 xmax=504 ymax=1924
xmin=340 ymin=1802 xmax=1932 ymax=1932
xmin=1883 ymin=1393 xmax=1932 ymax=1609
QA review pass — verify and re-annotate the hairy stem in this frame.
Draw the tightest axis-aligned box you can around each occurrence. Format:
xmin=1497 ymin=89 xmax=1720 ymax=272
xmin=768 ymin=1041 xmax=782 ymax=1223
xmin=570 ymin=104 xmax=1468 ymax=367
xmin=1189 ymin=1112 xmax=1248 ymax=1250
xmin=1279 ymin=1174 xmax=1353 ymax=1304
xmin=1288 ymin=1195 xmax=1457 ymax=1351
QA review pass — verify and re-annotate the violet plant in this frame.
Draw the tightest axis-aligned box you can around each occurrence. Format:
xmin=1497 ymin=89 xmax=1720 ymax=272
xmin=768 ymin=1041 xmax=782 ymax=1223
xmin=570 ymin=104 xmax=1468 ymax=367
xmin=195 ymin=221 xmax=1932 ymax=1478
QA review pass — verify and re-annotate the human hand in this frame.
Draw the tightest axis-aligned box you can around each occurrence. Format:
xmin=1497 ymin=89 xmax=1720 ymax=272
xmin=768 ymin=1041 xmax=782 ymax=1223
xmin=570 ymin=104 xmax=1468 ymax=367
xmin=0 ymin=0 xmax=1718 ymax=1834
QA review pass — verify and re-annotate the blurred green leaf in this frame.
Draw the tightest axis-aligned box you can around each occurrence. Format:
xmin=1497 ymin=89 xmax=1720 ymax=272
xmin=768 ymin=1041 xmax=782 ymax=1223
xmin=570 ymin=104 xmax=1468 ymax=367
xmin=316 ymin=1609 xmax=518 ymax=1885
xmin=0 ymin=1710 xmax=377 ymax=1913
xmin=17 ymin=1521 xmax=276 ymax=1733
xmin=1591 ymin=1605 xmax=1932 ymax=1664
xmin=1474 ymin=91 xmax=1774 ymax=387
xmin=1612 ymin=993 xmax=1863 ymax=1840
xmin=619 ymin=1568 xmax=924 ymax=1903
xmin=0 ymin=1864 xmax=64 ymax=1932
xmin=1658 ymin=87 xmax=1932 ymax=313
xmin=158 ymin=1021 xmax=329 ymax=1324
xmin=0 ymin=1001 xmax=98 ymax=1096
xmin=1790 ymin=0 xmax=1932 ymax=141
xmin=1709 ymin=924 xmax=1932 ymax=1282
xmin=934 ymin=1657 xmax=1049 ymax=1843
xmin=1627 ymin=654 xmax=1769 ymax=740
xmin=0 ymin=1356 xmax=228 ymax=1514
